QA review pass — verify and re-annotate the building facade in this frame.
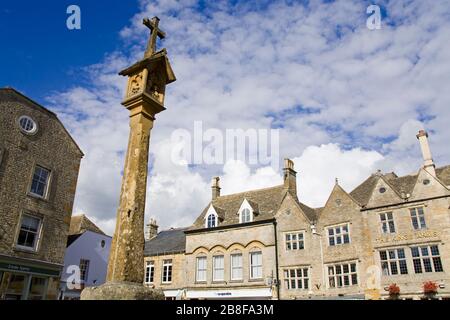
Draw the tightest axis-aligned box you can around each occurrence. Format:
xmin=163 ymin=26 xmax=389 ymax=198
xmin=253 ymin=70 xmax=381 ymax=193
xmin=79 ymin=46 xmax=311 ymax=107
xmin=59 ymin=215 xmax=111 ymax=300
xmin=0 ymin=88 xmax=83 ymax=300
xmin=145 ymin=130 xmax=450 ymax=300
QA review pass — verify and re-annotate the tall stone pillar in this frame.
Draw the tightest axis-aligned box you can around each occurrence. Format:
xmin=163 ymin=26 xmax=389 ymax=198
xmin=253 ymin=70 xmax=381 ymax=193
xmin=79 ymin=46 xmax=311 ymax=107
xmin=81 ymin=16 xmax=176 ymax=300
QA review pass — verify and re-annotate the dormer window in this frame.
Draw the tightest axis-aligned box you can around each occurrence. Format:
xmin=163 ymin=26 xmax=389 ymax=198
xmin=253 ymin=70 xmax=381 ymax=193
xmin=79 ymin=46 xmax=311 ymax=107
xmin=207 ymin=214 xmax=217 ymax=228
xmin=204 ymin=205 xmax=221 ymax=228
xmin=238 ymin=199 xmax=257 ymax=224
xmin=241 ymin=208 xmax=251 ymax=223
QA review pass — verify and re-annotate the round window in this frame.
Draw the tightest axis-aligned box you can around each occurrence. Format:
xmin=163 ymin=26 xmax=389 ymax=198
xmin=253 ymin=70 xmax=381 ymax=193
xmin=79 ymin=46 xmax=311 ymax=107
xmin=18 ymin=116 xmax=38 ymax=135
xmin=423 ymin=179 xmax=431 ymax=185
xmin=101 ymin=240 xmax=106 ymax=248
xmin=379 ymin=187 xmax=387 ymax=194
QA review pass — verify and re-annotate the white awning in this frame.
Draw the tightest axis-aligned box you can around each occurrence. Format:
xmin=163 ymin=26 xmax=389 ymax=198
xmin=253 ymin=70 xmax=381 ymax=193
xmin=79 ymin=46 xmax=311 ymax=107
xmin=186 ymin=287 xmax=272 ymax=299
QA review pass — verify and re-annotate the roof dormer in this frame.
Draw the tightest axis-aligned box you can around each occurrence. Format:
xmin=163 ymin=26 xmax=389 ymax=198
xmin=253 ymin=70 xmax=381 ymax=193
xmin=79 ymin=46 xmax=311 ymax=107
xmin=237 ymin=198 xmax=259 ymax=224
xmin=204 ymin=204 xmax=225 ymax=228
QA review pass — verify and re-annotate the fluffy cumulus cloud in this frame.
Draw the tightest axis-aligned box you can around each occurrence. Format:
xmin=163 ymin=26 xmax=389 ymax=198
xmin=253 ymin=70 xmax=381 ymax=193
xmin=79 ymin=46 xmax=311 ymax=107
xmin=48 ymin=0 xmax=450 ymax=235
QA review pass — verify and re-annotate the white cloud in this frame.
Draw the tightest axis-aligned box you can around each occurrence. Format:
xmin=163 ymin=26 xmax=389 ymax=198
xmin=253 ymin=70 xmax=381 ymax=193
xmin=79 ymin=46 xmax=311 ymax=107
xmin=47 ymin=0 xmax=450 ymax=235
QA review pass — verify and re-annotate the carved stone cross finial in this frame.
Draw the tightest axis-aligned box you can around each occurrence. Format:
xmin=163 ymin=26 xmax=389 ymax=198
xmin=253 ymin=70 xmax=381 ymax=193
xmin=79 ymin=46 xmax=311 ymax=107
xmin=143 ymin=16 xmax=166 ymax=58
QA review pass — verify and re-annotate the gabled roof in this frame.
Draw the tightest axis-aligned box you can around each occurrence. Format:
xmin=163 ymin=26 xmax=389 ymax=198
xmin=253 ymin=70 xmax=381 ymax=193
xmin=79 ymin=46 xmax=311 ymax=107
xmin=0 ymin=87 xmax=84 ymax=156
xmin=144 ymin=227 xmax=188 ymax=256
xmin=190 ymin=184 xmax=317 ymax=230
xmin=69 ymin=214 xmax=106 ymax=236
xmin=350 ymin=165 xmax=450 ymax=207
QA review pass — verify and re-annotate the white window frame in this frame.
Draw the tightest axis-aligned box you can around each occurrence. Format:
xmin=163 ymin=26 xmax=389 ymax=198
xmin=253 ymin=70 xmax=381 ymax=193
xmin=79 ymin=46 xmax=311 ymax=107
xmin=204 ymin=205 xmax=219 ymax=228
xmin=327 ymin=223 xmax=351 ymax=246
xmin=212 ymin=255 xmax=225 ymax=282
xmin=162 ymin=259 xmax=173 ymax=284
xmin=79 ymin=259 xmax=90 ymax=282
xmin=379 ymin=248 xmax=408 ymax=275
xmin=145 ymin=261 xmax=154 ymax=284
xmin=283 ymin=267 xmax=310 ymax=290
xmin=196 ymin=256 xmax=207 ymax=282
xmin=285 ymin=231 xmax=305 ymax=251
xmin=410 ymin=207 xmax=427 ymax=230
xmin=206 ymin=214 xmax=217 ymax=228
xmin=380 ymin=212 xmax=396 ymax=234
xmin=230 ymin=253 xmax=243 ymax=281
xmin=16 ymin=213 xmax=43 ymax=251
xmin=29 ymin=165 xmax=51 ymax=199
xmin=327 ymin=262 xmax=358 ymax=288
xmin=249 ymin=251 xmax=263 ymax=280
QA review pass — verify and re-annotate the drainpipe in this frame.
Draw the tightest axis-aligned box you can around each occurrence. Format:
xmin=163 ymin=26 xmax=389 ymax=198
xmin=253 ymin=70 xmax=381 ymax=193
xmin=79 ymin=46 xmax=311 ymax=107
xmin=273 ymin=220 xmax=281 ymax=300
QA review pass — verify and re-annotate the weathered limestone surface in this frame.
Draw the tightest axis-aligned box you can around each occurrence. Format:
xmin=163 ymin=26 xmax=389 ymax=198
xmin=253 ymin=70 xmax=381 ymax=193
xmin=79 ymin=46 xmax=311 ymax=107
xmin=81 ymin=282 xmax=164 ymax=300
xmin=81 ymin=16 xmax=175 ymax=300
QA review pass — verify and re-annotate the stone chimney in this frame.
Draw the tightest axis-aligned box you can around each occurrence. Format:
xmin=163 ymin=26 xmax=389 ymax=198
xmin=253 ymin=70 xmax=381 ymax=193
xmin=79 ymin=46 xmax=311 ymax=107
xmin=212 ymin=177 xmax=221 ymax=200
xmin=145 ymin=218 xmax=158 ymax=241
xmin=416 ymin=130 xmax=436 ymax=176
xmin=283 ymin=158 xmax=297 ymax=196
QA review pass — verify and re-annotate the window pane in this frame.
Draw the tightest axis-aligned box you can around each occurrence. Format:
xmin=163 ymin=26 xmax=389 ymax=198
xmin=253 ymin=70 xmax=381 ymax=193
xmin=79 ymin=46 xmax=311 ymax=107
xmin=433 ymin=257 xmax=443 ymax=272
xmin=411 ymin=247 xmax=419 ymax=257
xmin=430 ymin=246 xmax=439 ymax=256
xmin=380 ymin=251 xmax=387 ymax=261
xmin=343 ymin=234 xmax=350 ymax=243
xmin=413 ymin=259 xmax=422 ymax=273
xmin=423 ymin=258 xmax=432 ymax=272
xmin=397 ymin=249 xmax=405 ymax=259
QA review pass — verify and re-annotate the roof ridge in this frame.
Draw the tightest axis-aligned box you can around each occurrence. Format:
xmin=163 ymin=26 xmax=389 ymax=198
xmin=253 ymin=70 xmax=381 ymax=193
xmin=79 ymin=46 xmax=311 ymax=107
xmin=216 ymin=184 xmax=285 ymax=199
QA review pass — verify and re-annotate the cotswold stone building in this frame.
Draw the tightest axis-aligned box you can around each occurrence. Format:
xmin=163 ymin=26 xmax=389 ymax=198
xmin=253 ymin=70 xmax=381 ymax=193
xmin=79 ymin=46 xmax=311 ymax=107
xmin=145 ymin=130 xmax=450 ymax=300
xmin=0 ymin=88 xmax=83 ymax=300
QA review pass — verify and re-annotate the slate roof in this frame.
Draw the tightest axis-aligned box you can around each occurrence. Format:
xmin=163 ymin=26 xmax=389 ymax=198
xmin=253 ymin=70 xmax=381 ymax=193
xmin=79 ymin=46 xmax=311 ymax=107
xmin=144 ymin=228 xmax=188 ymax=256
xmin=0 ymin=87 xmax=84 ymax=156
xmin=350 ymin=165 xmax=450 ymax=207
xmin=69 ymin=215 xmax=106 ymax=236
xmin=190 ymin=185 xmax=317 ymax=230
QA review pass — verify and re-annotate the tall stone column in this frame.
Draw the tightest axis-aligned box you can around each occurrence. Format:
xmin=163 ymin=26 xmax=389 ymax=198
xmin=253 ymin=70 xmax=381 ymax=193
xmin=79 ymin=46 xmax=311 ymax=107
xmin=106 ymin=113 xmax=153 ymax=283
xmin=81 ymin=16 xmax=176 ymax=300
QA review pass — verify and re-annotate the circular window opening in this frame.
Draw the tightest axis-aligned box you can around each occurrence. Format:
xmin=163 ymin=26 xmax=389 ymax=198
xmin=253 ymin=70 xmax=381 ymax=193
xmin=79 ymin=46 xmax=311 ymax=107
xmin=379 ymin=187 xmax=387 ymax=194
xmin=423 ymin=179 xmax=431 ymax=185
xmin=18 ymin=116 xmax=38 ymax=135
xmin=335 ymin=199 xmax=342 ymax=206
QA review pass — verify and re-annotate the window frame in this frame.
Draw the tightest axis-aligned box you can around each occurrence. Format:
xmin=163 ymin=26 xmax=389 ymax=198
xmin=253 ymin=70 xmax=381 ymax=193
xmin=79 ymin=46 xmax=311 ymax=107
xmin=380 ymin=212 xmax=396 ymax=234
xmin=283 ymin=267 xmax=310 ymax=290
xmin=411 ymin=245 xmax=443 ymax=274
xmin=15 ymin=213 xmax=43 ymax=252
xmin=196 ymin=256 xmax=207 ymax=283
xmin=284 ymin=231 xmax=305 ymax=251
xmin=145 ymin=260 xmax=155 ymax=284
xmin=327 ymin=262 xmax=358 ymax=289
xmin=327 ymin=223 xmax=351 ymax=247
xmin=379 ymin=248 xmax=408 ymax=276
xmin=212 ymin=255 xmax=225 ymax=282
xmin=249 ymin=251 xmax=263 ymax=280
xmin=230 ymin=253 xmax=243 ymax=281
xmin=162 ymin=259 xmax=173 ymax=284
xmin=410 ymin=207 xmax=427 ymax=230
xmin=206 ymin=214 xmax=217 ymax=228
xmin=28 ymin=165 xmax=52 ymax=200
xmin=79 ymin=259 xmax=90 ymax=282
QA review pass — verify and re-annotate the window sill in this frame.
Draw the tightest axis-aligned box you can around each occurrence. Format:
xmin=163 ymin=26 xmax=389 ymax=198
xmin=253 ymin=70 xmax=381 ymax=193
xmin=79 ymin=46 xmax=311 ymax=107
xmin=212 ymin=280 xmax=226 ymax=284
xmin=27 ymin=193 xmax=49 ymax=202
xmin=195 ymin=281 xmax=207 ymax=285
xmin=161 ymin=282 xmax=173 ymax=285
xmin=249 ymin=278 xmax=264 ymax=282
xmin=14 ymin=246 xmax=39 ymax=254
xmin=229 ymin=279 xmax=244 ymax=283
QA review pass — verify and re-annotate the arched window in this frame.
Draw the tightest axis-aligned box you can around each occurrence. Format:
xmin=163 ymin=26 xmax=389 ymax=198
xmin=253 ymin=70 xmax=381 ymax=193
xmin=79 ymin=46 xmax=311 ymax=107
xmin=241 ymin=208 xmax=251 ymax=223
xmin=207 ymin=214 xmax=217 ymax=228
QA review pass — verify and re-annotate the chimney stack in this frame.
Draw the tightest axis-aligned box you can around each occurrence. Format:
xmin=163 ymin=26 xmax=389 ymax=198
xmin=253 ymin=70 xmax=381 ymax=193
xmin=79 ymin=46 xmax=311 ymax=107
xmin=416 ymin=130 xmax=436 ymax=176
xmin=212 ymin=177 xmax=221 ymax=200
xmin=283 ymin=159 xmax=297 ymax=196
xmin=145 ymin=218 xmax=159 ymax=241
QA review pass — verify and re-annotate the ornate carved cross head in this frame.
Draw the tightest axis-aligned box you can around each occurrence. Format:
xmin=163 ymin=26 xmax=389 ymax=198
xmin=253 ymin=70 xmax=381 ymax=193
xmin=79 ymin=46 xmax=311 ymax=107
xmin=143 ymin=16 xmax=166 ymax=58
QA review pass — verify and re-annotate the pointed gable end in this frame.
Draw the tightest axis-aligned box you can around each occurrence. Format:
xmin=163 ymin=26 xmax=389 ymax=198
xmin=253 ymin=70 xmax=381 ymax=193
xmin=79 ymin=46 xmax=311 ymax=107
xmin=409 ymin=168 xmax=450 ymax=201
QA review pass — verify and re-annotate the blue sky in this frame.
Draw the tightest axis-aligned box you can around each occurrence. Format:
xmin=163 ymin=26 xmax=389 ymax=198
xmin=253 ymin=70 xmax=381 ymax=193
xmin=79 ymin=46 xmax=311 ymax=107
xmin=2 ymin=0 xmax=450 ymax=234
xmin=0 ymin=0 xmax=138 ymax=101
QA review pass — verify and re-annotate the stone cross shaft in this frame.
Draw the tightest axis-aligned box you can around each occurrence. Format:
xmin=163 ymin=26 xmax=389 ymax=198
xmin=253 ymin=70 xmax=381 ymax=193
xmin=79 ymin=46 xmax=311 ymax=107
xmin=106 ymin=113 xmax=154 ymax=283
xmin=143 ymin=16 xmax=166 ymax=58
